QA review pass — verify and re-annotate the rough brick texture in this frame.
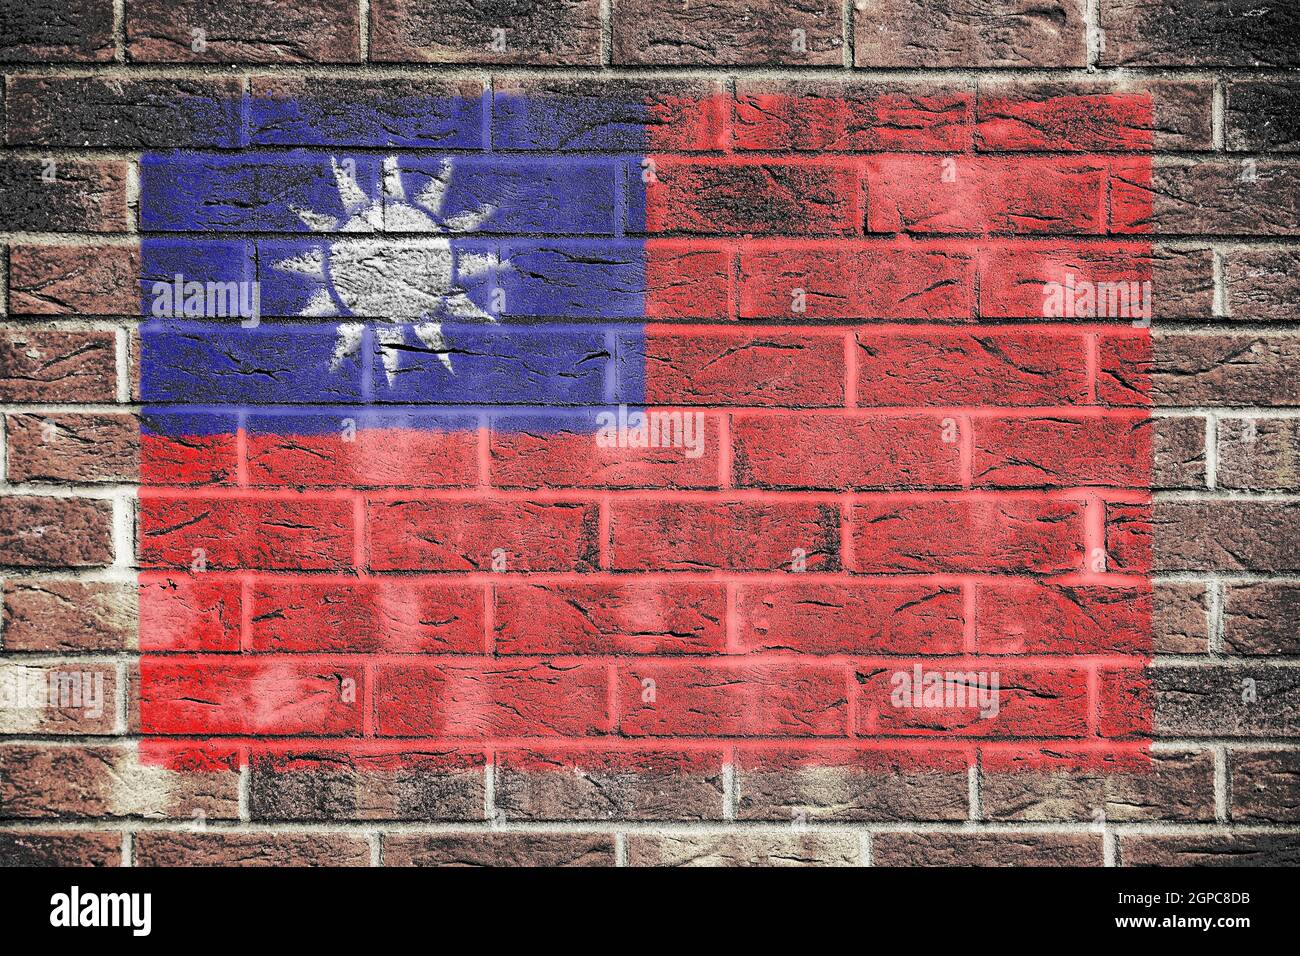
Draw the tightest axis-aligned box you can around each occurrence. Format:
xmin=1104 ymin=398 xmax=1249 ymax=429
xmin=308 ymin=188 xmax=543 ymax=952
xmin=1 ymin=0 xmax=1296 ymax=870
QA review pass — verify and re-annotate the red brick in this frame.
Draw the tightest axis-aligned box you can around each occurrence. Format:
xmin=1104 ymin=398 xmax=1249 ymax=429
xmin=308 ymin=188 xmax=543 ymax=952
xmin=733 ymin=413 xmax=962 ymax=490
xmin=373 ymin=661 xmax=608 ymax=737
xmin=247 ymin=428 xmax=479 ymax=488
xmin=849 ymin=499 xmax=1086 ymax=574
xmin=734 ymin=583 xmax=964 ymax=654
xmin=366 ymin=498 xmax=598 ymax=572
xmin=643 ymin=159 xmax=859 ymax=235
xmin=137 ymin=659 xmax=363 ymax=735
xmin=642 ymin=329 xmax=844 ymax=407
xmin=494 ymin=582 xmax=726 ymax=655
xmin=856 ymin=663 xmax=1090 ymax=737
xmin=250 ymin=579 xmax=483 ymax=653
xmin=618 ymin=662 xmax=848 ymax=736
xmin=610 ymin=500 xmax=840 ymax=572
xmin=865 ymin=156 xmax=1110 ymax=235
xmin=975 ymin=582 xmax=1152 ymax=654
xmin=734 ymin=83 xmax=974 ymax=151
xmin=972 ymin=414 xmax=1152 ymax=487
xmin=491 ymin=414 xmax=721 ymax=489
xmin=138 ymin=574 xmax=240 ymax=652
xmin=855 ymin=330 xmax=1089 ymax=407
xmin=138 ymin=494 xmax=354 ymax=571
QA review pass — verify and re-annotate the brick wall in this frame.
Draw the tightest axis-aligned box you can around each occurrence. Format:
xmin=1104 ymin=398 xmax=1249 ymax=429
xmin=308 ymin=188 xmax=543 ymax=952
xmin=1 ymin=0 xmax=1298 ymax=867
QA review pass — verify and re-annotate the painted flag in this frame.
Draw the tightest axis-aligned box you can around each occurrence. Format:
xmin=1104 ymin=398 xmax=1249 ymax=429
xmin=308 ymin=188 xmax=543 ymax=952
xmin=114 ymin=85 xmax=1154 ymax=799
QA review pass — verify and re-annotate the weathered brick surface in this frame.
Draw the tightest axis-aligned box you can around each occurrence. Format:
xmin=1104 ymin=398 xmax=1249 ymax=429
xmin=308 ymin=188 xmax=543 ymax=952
xmin=1100 ymin=0 xmax=1300 ymax=67
xmin=1226 ymin=81 xmax=1300 ymax=152
xmin=133 ymin=831 xmax=372 ymax=866
xmin=873 ymin=832 xmax=1104 ymax=866
xmin=0 ymin=831 xmax=121 ymax=866
xmin=0 ymin=160 xmax=129 ymax=232
xmin=628 ymin=832 xmax=860 ymax=866
xmin=1119 ymin=834 xmax=1300 ymax=867
xmin=126 ymin=0 xmax=361 ymax=62
xmin=0 ymin=0 xmax=115 ymax=62
xmin=2 ymin=0 xmax=1296 ymax=870
xmin=384 ymin=832 xmax=615 ymax=866
xmin=371 ymin=0 xmax=601 ymax=64
xmin=856 ymin=0 xmax=1086 ymax=68
xmin=2 ymin=580 xmax=136 ymax=651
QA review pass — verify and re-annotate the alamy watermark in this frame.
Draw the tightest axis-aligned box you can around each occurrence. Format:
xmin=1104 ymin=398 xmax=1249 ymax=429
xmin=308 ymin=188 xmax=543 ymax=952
xmin=151 ymin=274 xmax=261 ymax=326
xmin=1042 ymin=273 xmax=1151 ymax=325
xmin=0 ymin=669 xmax=106 ymax=719
xmin=595 ymin=405 xmax=706 ymax=459
xmin=890 ymin=665 xmax=1001 ymax=719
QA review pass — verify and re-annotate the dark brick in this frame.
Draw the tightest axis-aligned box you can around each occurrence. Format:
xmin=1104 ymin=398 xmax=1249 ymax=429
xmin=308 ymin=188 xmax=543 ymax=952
xmin=1217 ymin=418 xmax=1300 ymax=490
xmin=247 ymin=749 xmax=485 ymax=821
xmin=370 ymin=0 xmax=601 ymax=65
xmin=1152 ymin=334 xmax=1300 ymax=407
xmin=1227 ymin=248 xmax=1300 ymax=320
xmin=1136 ymin=159 xmax=1300 ymax=236
xmin=1100 ymin=0 xmax=1300 ymax=67
xmin=613 ymin=0 xmax=843 ymax=66
xmin=1153 ymin=665 xmax=1300 ymax=737
xmin=1223 ymin=584 xmax=1300 ymax=654
xmin=1109 ymin=500 xmax=1300 ymax=573
xmin=134 ymin=831 xmax=371 ymax=866
xmin=874 ymin=832 xmax=1103 ymax=866
xmin=0 ymin=0 xmax=115 ymax=62
xmin=7 ymin=245 xmax=141 ymax=316
xmin=1153 ymin=415 xmax=1206 ymax=489
xmin=0 ymin=830 xmax=120 ymax=866
xmin=384 ymin=832 xmax=615 ymax=866
xmin=1120 ymin=833 xmax=1300 ymax=866
xmin=126 ymin=0 xmax=360 ymax=62
xmin=1226 ymin=81 xmax=1300 ymax=152
xmin=0 ymin=159 xmax=129 ymax=232
xmin=495 ymin=749 xmax=725 ymax=821
xmin=0 ymin=744 xmax=239 ymax=819
xmin=1154 ymin=583 xmax=1210 ymax=654
xmin=735 ymin=748 xmax=969 ymax=821
xmin=1230 ymin=749 xmax=1300 ymax=821
xmin=857 ymin=0 xmax=1086 ymax=68
xmin=5 ymin=76 xmax=244 ymax=148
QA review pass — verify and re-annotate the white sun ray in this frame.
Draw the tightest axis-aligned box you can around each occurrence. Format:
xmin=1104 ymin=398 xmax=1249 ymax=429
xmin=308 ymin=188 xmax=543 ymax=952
xmin=277 ymin=155 xmax=501 ymax=380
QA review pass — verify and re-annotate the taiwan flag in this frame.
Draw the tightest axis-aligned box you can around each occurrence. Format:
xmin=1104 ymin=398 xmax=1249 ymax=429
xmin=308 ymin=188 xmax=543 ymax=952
xmin=129 ymin=84 xmax=1156 ymax=794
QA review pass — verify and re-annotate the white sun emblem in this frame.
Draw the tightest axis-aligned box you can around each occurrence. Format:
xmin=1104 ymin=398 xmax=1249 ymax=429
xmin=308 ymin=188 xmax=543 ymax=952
xmin=275 ymin=156 xmax=500 ymax=380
